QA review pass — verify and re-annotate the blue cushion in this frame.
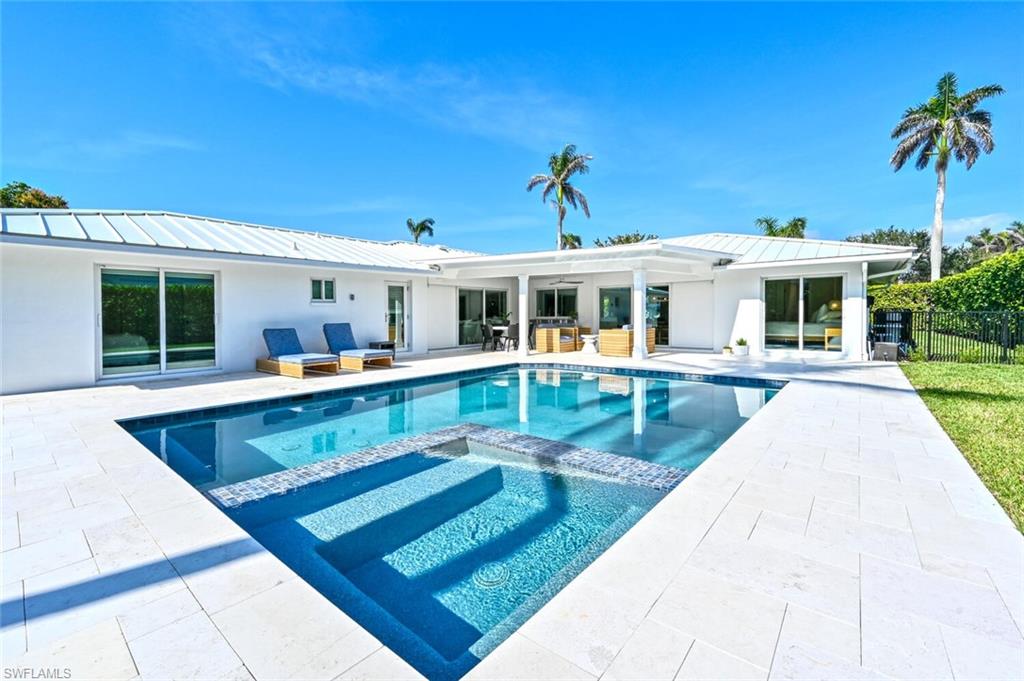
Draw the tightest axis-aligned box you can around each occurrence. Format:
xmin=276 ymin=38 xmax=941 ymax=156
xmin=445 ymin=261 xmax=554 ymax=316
xmin=263 ymin=328 xmax=304 ymax=358
xmin=337 ymin=349 xmax=392 ymax=359
xmin=323 ymin=323 xmax=358 ymax=353
xmin=274 ymin=353 xmax=339 ymax=365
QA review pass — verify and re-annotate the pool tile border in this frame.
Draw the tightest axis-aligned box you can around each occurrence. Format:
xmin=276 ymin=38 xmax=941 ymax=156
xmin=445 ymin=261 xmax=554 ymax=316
xmin=207 ymin=423 xmax=689 ymax=509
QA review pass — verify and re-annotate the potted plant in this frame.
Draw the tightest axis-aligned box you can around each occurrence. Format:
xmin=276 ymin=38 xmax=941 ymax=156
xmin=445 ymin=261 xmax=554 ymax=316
xmin=722 ymin=345 xmax=733 ymax=355
xmin=733 ymin=338 xmax=749 ymax=356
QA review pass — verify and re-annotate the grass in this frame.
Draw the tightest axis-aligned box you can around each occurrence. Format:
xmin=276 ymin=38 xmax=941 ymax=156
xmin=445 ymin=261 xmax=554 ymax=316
xmin=901 ymin=362 xmax=1024 ymax=532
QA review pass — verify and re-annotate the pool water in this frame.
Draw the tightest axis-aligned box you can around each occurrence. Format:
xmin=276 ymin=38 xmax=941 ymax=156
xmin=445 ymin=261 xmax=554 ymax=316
xmin=125 ymin=367 xmax=778 ymax=679
xmin=131 ymin=368 xmax=775 ymax=490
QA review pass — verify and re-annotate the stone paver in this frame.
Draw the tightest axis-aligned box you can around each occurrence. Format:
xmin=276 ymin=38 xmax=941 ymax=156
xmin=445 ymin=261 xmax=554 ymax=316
xmin=2 ymin=350 xmax=1022 ymax=680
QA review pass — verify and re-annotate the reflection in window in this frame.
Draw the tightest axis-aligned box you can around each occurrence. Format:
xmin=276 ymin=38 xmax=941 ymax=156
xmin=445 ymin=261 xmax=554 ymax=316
xmin=803 ymin=277 xmax=843 ymax=350
xmin=764 ymin=279 xmax=800 ymax=349
xmin=599 ymin=288 xmax=631 ymax=329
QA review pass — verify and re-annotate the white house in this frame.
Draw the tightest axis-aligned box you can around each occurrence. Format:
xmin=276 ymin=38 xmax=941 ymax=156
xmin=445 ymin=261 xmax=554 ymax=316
xmin=0 ymin=209 xmax=915 ymax=394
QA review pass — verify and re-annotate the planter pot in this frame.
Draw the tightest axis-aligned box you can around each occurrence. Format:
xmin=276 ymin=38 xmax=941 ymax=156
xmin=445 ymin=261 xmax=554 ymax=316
xmin=733 ymin=346 xmax=750 ymax=357
xmin=722 ymin=347 xmax=733 ymax=355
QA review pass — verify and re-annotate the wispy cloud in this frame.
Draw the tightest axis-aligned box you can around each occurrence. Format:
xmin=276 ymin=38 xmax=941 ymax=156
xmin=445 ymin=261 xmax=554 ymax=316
xmin=8 ymin=130 xmax=202 ymax=171
xmin=936 ymin=212 xmax=1015 ymax=238
xmin=171 ymin=4 xmax=589 ymax=151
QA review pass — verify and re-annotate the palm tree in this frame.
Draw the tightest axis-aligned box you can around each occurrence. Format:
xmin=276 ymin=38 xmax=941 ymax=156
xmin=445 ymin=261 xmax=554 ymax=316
xmin=593 ymin=231 xmax=659 ymax=247
xmin=755 ymin=216 xmax=806 ymax=238
xmin=561 ymin=232 xmax=582 ymax=249
xmin=1009 ymin=221 xmax=1024 ymax=250
xmin=890 ymin=73 xmax=1004 ymax=280
xmin=527 ymin=144 xmax=593 ymax=250
xmin=406 ymin=217 xmax=435 ymax=244
xmin=967 ymin=227 xmax=1008 ymax=260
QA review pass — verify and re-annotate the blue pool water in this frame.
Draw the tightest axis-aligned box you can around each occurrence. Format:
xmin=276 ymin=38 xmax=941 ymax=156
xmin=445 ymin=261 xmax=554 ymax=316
xmin=125 ymin=367 xmax=778 ymax=679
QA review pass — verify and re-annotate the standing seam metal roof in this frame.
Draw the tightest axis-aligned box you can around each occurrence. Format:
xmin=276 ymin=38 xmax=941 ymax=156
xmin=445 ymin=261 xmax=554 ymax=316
xmin=0 ymin=209 xmax=477 ymax=272
xmin=663 ymin=233 xmax=913 ymax=264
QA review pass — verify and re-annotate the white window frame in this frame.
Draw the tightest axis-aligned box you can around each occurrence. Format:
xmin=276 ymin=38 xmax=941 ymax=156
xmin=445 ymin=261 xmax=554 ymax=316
xmin=761 ymin=272 xmax=846 ymax=352
xmin=94 ymin=264 xmax=221 ymax=381
xmin=311 ymin=277 xmax=336 ymax=303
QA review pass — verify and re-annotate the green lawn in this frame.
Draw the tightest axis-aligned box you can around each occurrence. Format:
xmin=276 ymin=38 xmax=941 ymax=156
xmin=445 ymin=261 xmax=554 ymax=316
xmin=901 ymin=363 xmax=1024 ymax=532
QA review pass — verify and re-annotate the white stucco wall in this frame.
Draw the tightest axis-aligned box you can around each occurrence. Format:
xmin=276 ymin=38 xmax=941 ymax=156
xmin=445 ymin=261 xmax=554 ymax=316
xmin=0 ymin=243 xmax=516 ymax=394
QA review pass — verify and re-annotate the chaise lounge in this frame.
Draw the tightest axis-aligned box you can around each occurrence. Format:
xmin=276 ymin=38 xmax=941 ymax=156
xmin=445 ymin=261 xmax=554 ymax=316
xmin=323 ymin=322 xmax=394 ymax=372
xmin=256 ymin=328 xmax=340 ymax=378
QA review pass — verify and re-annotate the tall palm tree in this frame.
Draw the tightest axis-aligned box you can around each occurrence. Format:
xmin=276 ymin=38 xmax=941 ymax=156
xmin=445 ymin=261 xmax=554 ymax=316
xmin=561 ymin=232 xmax=582 ymax=249
xmin=1009 ymin=221 xmax=1024 ymax=249
xmin=890 ymin=73 xmax=1004 ymax=280
xmin=527 ymin=144 xmax=593 ymax=250
xmin=406 ymin=217 xmax=435 ymax=244
xmin=755 ymin=216 xmax=806 ymax=238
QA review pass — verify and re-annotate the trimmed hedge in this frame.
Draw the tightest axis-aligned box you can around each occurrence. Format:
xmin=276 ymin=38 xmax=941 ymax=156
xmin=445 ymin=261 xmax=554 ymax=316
xmin=873 ymin=250 xmax=1024 ymax=312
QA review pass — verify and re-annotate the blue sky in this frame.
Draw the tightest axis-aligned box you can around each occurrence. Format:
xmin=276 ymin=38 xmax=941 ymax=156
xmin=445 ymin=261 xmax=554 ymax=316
xmin=3 ymin=2 xmax=1022 ymax=252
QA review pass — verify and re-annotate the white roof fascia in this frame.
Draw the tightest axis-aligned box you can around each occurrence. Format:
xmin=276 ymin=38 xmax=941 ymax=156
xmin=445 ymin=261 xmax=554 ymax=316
xmin=715 ymin=251 xmax=916 ymax=270
xmin=434 ymin=242 xmax=731 ymax=273
xmin=0 ymin=233 xmax=439 ymax=276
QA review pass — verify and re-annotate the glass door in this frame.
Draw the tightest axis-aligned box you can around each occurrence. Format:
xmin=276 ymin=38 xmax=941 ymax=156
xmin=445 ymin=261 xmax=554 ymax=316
xmin=165 ymin=272 xmax=216 ymax=370
xmin=646 ymin=286 xmax=670 ymax=345
xmin=100 ymin=267 xmax=217 ymax=377
xmin=101 ymin=269 xmax=160 ymax=376
xmin=387 ymin=284 xmax=408 ymax=349
xmin=458 ymin=289 xmax=483 ymax=345
xmin=764 ymin=279 xmax=801 ymax=349
xmin=599 ymin=287 xmax=631 ymax=329
xmin=764 ymin=276 xmax=843 ymax=351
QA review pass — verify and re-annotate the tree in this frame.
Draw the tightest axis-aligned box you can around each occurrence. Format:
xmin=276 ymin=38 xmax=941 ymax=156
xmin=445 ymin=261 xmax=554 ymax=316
xmin=593 ymin=231 xmax=659 ymax=247
xmin=527 ymin=143 xmax=593 ymax=250
xmin=561 ymin=232 xmax=582 ymax=249
xmin=755 ymin=216 xmax=806 ymax=238
xmin=966 ymin=221 xmax=1024 ymax=262
xmin=405 ymin=217 xmax=435 ymax=244
xmin=0 ymin=181 xmax=68 ymax=208
xmin=890 ymin=72 xmax=1004 ymax=281
xmin=846 ymin=225 xmax=974 ymax=281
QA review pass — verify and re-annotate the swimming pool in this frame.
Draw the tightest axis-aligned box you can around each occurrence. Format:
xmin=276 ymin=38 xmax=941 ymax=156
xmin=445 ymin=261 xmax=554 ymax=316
xmin=123 ymin=365 xmax=780 ymax=679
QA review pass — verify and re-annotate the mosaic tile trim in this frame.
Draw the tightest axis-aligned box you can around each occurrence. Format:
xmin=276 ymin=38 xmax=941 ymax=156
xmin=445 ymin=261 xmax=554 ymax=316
xmin=118 ymin=363 xmax=785 ymax=432
xmin=207 ymin=423 xmax=689 ymax=510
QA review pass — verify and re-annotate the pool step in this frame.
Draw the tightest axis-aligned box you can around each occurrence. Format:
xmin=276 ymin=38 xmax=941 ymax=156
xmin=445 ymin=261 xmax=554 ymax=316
xmin=313 ymin=460 xmax=505 ymax=570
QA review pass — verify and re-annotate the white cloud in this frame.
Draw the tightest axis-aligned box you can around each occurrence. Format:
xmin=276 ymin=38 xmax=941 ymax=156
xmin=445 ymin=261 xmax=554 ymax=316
xmin=172 ymin=5 xmax=589 ymax=151
xmin=934 ymin=212 xmax=1014 ymax=238
xmin=9 ymin=130 xmax=202 ymax=170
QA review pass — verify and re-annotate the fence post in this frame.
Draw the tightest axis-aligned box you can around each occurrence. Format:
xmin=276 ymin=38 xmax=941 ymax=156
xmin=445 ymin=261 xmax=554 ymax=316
xmin=926 ymin=309 xmax=933 ymax=360
xmin=1001 ymin=312 xmax=1010 ymax=364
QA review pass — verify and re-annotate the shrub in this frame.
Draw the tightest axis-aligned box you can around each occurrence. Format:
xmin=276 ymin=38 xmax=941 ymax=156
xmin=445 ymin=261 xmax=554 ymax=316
xmin=907 ymin=348 xmax=928 ymax=362
xmin=873 ymin=250 xmax=1024 ymax=312
xmin=958 ymin=348 xmax=984 ymax=364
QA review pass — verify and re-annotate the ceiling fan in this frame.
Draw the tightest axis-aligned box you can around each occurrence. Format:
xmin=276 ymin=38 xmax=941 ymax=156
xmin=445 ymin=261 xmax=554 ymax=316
xmin=546 ymin=276 xmax=584 ymax=285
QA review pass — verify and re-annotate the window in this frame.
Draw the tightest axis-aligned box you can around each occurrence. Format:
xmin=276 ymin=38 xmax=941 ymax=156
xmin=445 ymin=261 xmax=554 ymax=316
xmin=764 ymin=276 xmax=843 ymax=351
xmin=535 ymin=288 xmax=578 ymax=318
xmin=599 ymin=287 xmax=631 ymax=329
xmin=312 ymin=278 xmax=336 ymax=302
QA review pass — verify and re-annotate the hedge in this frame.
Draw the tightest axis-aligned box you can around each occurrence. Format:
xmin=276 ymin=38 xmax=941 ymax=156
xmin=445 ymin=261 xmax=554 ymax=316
xmin=872 ymin=250 xmax=1024 ymax=312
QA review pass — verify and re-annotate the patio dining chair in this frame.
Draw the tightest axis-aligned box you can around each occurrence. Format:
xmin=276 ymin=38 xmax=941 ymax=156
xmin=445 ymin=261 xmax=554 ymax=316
xmin=499 ymin=323 xmax=520 ymax=351
xmin=482 ymin=323 xmax=499 ymax=351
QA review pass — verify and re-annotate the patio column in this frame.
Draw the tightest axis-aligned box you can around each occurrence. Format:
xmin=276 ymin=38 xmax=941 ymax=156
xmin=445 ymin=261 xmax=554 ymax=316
xmin=518 ymin=367 xmax=529 ymax=426
xmin=518 ymin=274 xmax=529 ymax=357
xmin=632 ymin=268 xmax=648 ymax=359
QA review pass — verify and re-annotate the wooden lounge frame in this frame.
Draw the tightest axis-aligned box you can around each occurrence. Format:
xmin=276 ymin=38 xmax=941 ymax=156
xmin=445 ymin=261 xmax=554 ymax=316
xmin=598 ymin=328 xmax=655 ymax=357
xmin=338 ymin=354 xmax=393 ymax=372
xmin=256 ymin=357 xmax=339 ymax=378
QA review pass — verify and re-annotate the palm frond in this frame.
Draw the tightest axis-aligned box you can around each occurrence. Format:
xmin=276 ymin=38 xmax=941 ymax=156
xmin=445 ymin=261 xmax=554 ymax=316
xmin=526 ymin=174 xmax=551 ymax=192
xmin=891 ymin=126 xmax=935 ymax=170
xmin=568 ymin=186 xmax=591 ymax=218
xmin=890 ymin=109 xmax=936 ymax=138
xmin=955 ymin=84 xmax=1005 ymax=112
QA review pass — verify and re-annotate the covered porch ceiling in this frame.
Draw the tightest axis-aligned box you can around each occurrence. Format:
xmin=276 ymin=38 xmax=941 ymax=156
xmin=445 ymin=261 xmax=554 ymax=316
xmin=423 ymin=241 xmax=734 ymax=279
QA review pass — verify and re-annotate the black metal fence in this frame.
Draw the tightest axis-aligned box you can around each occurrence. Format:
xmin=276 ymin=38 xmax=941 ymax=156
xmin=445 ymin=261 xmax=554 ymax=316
xmin=872 ymin=309 xmax=1024 ymax=364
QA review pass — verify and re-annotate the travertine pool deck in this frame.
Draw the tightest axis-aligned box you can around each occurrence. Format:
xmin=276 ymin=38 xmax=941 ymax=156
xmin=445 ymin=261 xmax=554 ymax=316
xmin=2 ymin=351 xmax=1022 ymax=680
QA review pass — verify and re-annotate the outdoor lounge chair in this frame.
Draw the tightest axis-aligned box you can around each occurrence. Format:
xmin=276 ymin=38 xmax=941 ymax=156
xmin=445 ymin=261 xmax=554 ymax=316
xmin=256 ymin=328 xmax=340 ymax=378
xmin=323 ymin=323 xmax=394 ymax=372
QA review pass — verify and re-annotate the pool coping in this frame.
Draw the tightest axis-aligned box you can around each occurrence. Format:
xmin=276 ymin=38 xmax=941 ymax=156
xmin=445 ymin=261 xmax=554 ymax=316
xmin=4 ymin=351 xmax=1020 ymax=681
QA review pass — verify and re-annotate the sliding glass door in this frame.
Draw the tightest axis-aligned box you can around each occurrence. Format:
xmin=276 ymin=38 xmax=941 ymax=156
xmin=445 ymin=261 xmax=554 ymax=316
xmin=100 ymin=268 xmax=217 ymax=377
xmin=387 ymin=284 xmax=408 ymax=349
xmin=647 ymin=286 xmax=670 ymax=345
xmin=101 ymin=270 xmax=161 ymax=375
xmin=165 ymin=273 xmax=216 ymax=370
xmin=764 ymin=276 xmax=843 ymax=351
xmin=599 ymin=287 xmax=631 ymax=329
xmin=458 ymin=288 xmax=508 ymax=345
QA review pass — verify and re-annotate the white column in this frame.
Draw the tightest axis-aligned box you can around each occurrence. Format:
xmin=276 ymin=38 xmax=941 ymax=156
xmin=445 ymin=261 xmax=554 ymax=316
xmin=632 ymin=268 xmax=648 ymax=359
xmin=518 ymin=274 xmax=529 ymax=357
xmin=861 ymin=261 xmax=869 ymax=360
